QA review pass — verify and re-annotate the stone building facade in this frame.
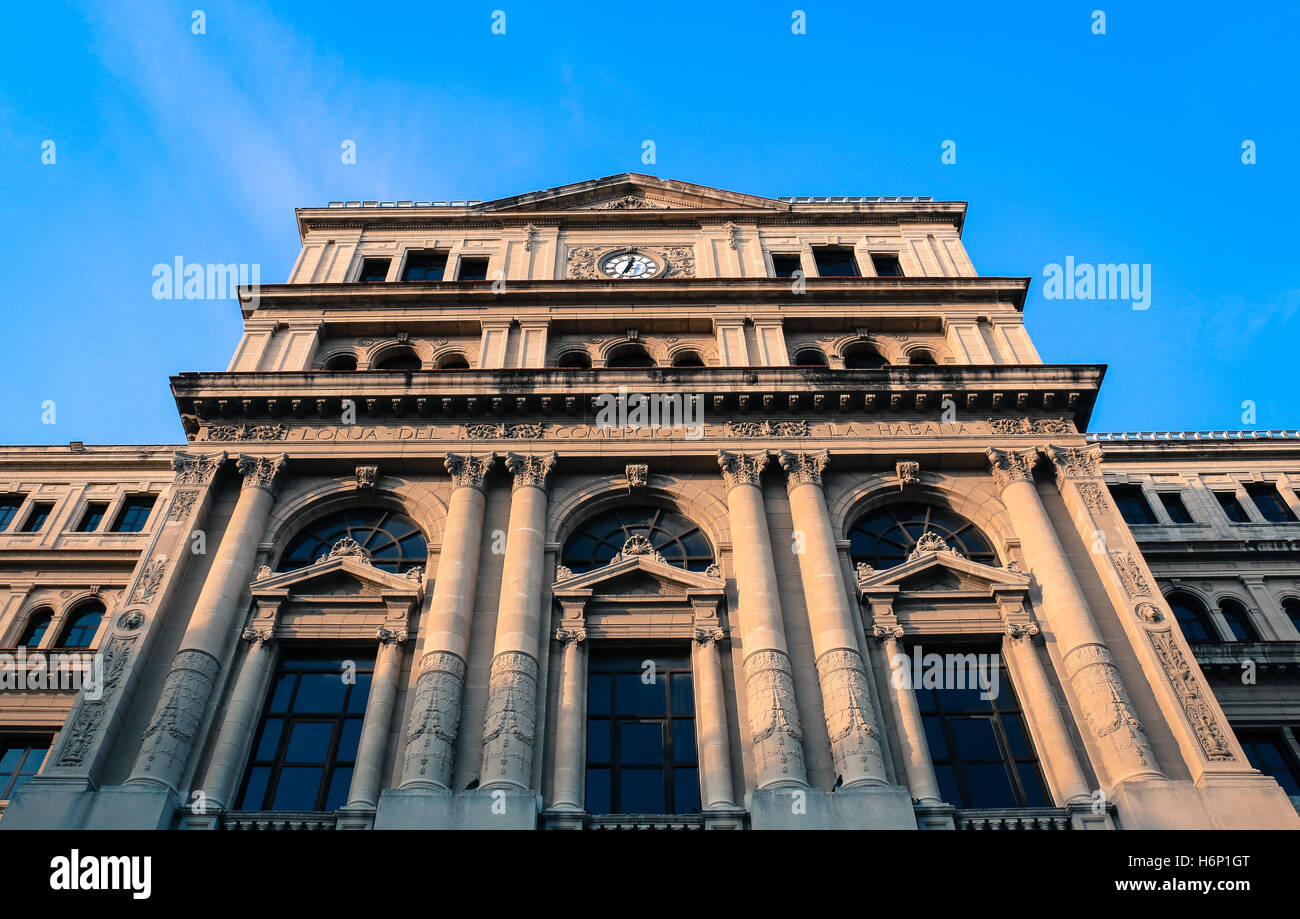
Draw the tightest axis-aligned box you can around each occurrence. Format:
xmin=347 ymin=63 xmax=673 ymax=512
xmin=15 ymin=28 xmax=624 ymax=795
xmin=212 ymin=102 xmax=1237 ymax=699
xmin=1 ymin=174 xmax=1297 ymax=830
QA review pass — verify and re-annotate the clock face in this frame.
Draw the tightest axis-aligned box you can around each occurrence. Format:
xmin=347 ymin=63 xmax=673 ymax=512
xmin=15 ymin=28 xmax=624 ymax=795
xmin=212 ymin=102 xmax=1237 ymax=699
xmin=600 ymin=251 xmax=660 ymax=279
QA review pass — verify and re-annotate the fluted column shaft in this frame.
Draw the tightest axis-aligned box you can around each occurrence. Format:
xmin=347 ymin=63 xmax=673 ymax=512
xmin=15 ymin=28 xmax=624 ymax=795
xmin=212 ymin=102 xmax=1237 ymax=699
xmin=129 ymin=454 xmax=287 ymax=791
xmin=717 ymin=451 xmax=808 ymax=788
xmin=779 ymin=450 xmax=888 ymax=787
xmin=550 ymin=628 xmax=587 ymax=810
xmin=399 ymin=452 xmax=493 ymax=789
xmin=480 ymin=452 xmax=556 ymax=789
xmin=199 ymin=631 xmax=277 ymax=811
xmin=693 ymin=630 xmax=738 ymax=808
xmin=987 ymin=448 xmax=1162 ymax=784
xmin=347 ymin=630 xmax=407 ymax=808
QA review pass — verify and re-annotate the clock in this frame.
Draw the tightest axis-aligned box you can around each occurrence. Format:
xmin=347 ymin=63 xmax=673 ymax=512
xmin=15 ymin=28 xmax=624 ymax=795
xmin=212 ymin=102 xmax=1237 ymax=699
xmin=600 ymin=251 xmax=660 ymax=279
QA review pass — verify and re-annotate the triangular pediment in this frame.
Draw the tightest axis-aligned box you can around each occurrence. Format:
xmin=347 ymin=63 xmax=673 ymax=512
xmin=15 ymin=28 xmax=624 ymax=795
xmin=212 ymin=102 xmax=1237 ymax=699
xmin=553 ymin=553 xmax=725 ymax=596
xmin=858 ymin=550 xmax=1029 ymax=595
xmin=474 ymin=174 xmax=782 ymax=213
xmin=250 ymin=554 xmax=423 ymax=598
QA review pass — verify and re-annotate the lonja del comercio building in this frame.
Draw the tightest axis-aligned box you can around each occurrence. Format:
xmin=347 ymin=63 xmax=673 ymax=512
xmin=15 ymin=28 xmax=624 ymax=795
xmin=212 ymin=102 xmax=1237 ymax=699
xmin=2 ymin=175 xmax=1298 ymax=831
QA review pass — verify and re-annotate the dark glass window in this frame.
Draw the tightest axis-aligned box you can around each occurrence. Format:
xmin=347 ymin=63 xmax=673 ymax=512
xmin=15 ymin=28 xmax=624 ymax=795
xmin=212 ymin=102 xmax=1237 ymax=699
xmin=279 ymin=508 xmax=427 ymax=574
xmin=374 ymin=349 xmax=422 ymax=371
xmin=19 ymin=503 xmax=53 ymax=533
xmin=435 ymin=353 xmax=470 ymax=369
xmin=562 ymin=507 xmax=712 ymax=574
xmin=771 ymin=254 xmax=802 ymax=278
xmin=58 ymin=602 xmax=104 ymax=648
xmin=111 ymin=496 xmax=155 ymax=533
xmin=1235 ymin=729 xmax=1300 ymax=796
xmin=842 ymin=344 xmax=887 ymax=369
xmin=1285 ymin=599 xmax=1300 ymax=633
xmin=1246 ymin=484 xmax=1298 ymax=523
xmin=401 ymin=250 xmax=446 ymax=281
xmin=671 ymin=351 xmax=704 ymax=368
xmin=812 ymin=247 xmax=859 ymax=277
xmin=605 ymin=345 xmax=655 ymax=368
xmin=1109 ymin=485 xmax=1156 ymax=525
xmin=357 ymin=258 xmax=391 ymax=283
xmin=1167 ymin=593 xmax=1216 ymax=643
xmin=456 ymin=257 xmax=490 ymax=281
xmin=586 ymin=650 xmax=698 ymax=815
xmin=1158 ymin=493 xmax=1194 ymax=524
xmin=793 ymin=349 xmax=828 ymax=367
xmin=870 ymin=253 xmax=904 ymax=276
xmin=19 ymin=610 xmax=53 ymax=648
xmin=1216 ymin=492 xmax=1250 ymax=523
xmin=0 ymin=496 xmax=24 ymax=532
xmin=913 ymin=647 xmax=1049 ymax=809
xmin=323 ymin=353 xmax=357 ymax=372
xmin=849 ymin=502 xmax=997 ymax=570
xmin=76 ymin=504 xmax=109 ymax=532
xmin=238 ymin=651 xmax=374 ymax=812
xmin=0 ymin=738 xmax=50 ymax=800
xmin=908 ymin=350 xmax=936 ymax=365
xmin=1218 ymin=599 xmax=1260 ymax=642
xmin=557 ymin=351 xmax=591 ymax=369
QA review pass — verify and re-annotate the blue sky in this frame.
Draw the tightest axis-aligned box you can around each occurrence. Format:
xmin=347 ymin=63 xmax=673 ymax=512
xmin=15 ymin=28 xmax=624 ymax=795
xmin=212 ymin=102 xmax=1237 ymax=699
xmin=1 ymin=1 xmax=1296 ymax=444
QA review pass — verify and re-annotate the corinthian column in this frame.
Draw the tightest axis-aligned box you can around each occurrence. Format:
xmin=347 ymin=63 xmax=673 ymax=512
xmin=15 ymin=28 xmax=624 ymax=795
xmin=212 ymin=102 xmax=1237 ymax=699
xmin=128 ymin=453 xmax=288 ymax=791
xmin=777 ymin=449 xmax=888 ymax=786
xmin=716 ymin=451 xmax=807 ymax=788
xmin=986 ymin=448 xmax=1162 ymax=784
xmin=197 ymin=625 xmax=277 ymax=812
xmin=399 ymin=452 xmax=494 ymax=788
xmin=346 ymin=626 xmax=408 ymax=808
xmin=479 ymin=452 xmax=557 ymax=789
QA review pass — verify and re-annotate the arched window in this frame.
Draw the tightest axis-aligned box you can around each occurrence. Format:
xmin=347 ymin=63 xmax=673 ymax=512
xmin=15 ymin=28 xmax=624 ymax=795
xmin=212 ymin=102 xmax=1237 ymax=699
xmin=849 ymin=502 xmax=996 ymax=570
xmin=435 ymin=352 xmax=469 ymax=370
xmin=374 ymin=348 xmax=422 ymax=371
xmin=279 ymin=508 xmax=427 ymax=574
xmin=58 ymin=602 xmax=104 ymax=648
xmin=605 ymin=345 xmax=655 ymax=368
xmin=557 ymin=350 xmax=592 ymax=369
xmin=322 ymin=353 xmax=357 ymax=372
xmin=671 ymin=351 xmax=705 ymax=368
xmin=793 ymin=348 xmax=829 ymax=367
xmin=562 ymin=507 xmax=712 ymax=573
xmin=1167 ymin=593 xmax=1216 ymax=643
xmin=908 ymin=350 xmax=937 ymax=365
xmin=19 ymin=609 xmax=52 ymax=648
xmin=842 ymin=343 xmax=887 ymax=369
xmin=1285 ymin=598 xmax=1300 ymax=633
xmin=1218 ymin=599 xmax=1260 ymax=641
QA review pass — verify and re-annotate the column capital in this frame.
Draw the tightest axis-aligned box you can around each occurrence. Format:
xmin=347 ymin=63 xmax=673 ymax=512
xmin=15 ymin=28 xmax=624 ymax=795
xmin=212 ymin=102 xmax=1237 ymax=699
xmin=1004 ymin=621 xmax=1041 ymax=642
xmin=377 ymin=625 xmax=409 ymax=645
xmin=987 ymin=447 xmax=1038 ymax=491
xmin=554 ymin=627 xmax=587 ymax=644
xmin=717 ymin=450 xmax=769 ymax=490
xmin=505 ymin=452 xmax=557 ymax=490
xmin=871 ymin=623 xmax=904 ymax=642
xmin=172 ymin=450 xmax=227 ymax=485
xmin=241 ymin=624 xmax=275 ymax=645
xmin=1044 ymin=444 xmax=1104 ymax=480
xmin=694 ymin=626 xmax=726 ymax=645
xmin=444 ymin=452 xmax=495 ymax=490
xmin=777 ymin=449 xmax=829 ymax=488
xmin=236 ymin=453 xmax=288 ymax=493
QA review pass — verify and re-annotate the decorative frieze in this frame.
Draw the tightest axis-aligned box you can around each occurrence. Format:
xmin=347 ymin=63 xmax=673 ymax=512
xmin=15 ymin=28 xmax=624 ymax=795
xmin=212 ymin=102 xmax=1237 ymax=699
xmin=236 ymin=453 xmax=288 ymax=492
xmin=466 ymin=423 xmax=544 ymax=440
xmin=171 ymin=450 xmax=226 ymax=485
xmin=1075 ymin=480 xmax=1109 ymax=513
xmin=727 ymin=420 xmax=809 ymax=438
xmin=1146 ymin=629 xmax=1235 ymax=762
xmin=168 ymin=490 xmax=199 ymax=521
xmin=505 ymin=452 xmax=556 ymax=490
xmin=403 ymin=651 xmax=467 ymax=785
xmin=987 ymin=447 xmax=1039 ymax=490
xmin=208 ymin=423 xmax=288 ymax=442
xmin=777 ymin=449 xmax=829 ymax=487
xmin=987 ymin=418 xmax=1072 ymax=435
xmin=481 ymin=651 xmax=540 ymax=784
xmin=444 ymin=452 xmax=495 ymax=490
xmin=1109 ymin=549 xmax=1154 ymax=598
xmin=130 ymin=557 xmax=168 ymax=605
xmin=717 ymin=450 xmax=768 ymax=490
xmin=743 ymin=650 xmax=806 ymax=782
xmin=566 ymin=244 xmax=695 ymax=279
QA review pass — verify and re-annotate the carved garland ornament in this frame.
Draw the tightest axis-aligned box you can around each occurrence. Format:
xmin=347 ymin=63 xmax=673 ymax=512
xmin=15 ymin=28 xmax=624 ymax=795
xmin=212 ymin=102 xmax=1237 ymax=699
xmin=743 ymin=650 xmax=806 ymax=781
xmin=727 ymin=420 xmax=809 ymax=438
xmin=130 ymin=557 xmax=168 ymax=605
xmin=466 ymin=423 xmax=544 ymax=440
xmin=207 ymin=424 xmax=288 ymax=442
xmin=565 ymin=244 xmax=695 ymax=279
xmin=1109 ymin=549 xmax=1153 ymax=598
xmin=816 ymin=649 xmax=886 ymax=782
xmin=168 ymin=490 xmax=199 ymax=522
xmin=481 ymin=651 xmax=540 ymax=784
xmin=137 ymin=649 xmax=222 ymax=777
xmin=987 ymin=418 xmax=1072 ymax=435
xmin=403 ymin=651 xmax=467 ymax=784
xmin=55 ymin=635 xmax=138 ymax=766
xmin=1146 ymin=629 xmax=1235 ymax=761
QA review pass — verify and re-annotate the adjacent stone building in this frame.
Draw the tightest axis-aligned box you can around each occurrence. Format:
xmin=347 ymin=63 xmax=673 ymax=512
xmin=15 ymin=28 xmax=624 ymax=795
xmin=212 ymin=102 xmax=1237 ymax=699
xmin=2 ymin=174 xmax=1297 ymax=830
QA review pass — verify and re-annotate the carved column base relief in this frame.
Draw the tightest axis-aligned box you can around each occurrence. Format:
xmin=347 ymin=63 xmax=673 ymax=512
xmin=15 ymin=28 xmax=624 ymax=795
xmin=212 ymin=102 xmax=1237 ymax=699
xmin=815 ymin=648 xmax=887 ymax=785
xmin=403 ymin=651 xmax=468 ymax=786
xmin=481 ymin=651 xmax=540 ymax=787
xmin=1063 ymin=643 xmax=1160 ymax=777
xmin=742 ymin=650 xmax=807 ymax=785
xmin=135 ymin=649 xmax=222 ymax=785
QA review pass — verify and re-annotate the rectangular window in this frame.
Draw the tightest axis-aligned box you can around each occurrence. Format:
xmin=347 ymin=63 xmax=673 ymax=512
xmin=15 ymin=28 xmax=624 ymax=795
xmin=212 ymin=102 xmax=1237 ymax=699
xmin=238 ymin=651 xmax=374 ymax=812
xmin=1216 ymin=492 xmax=1250 ymax=523
xmin=913 ymin=645 xmax=1049 ymax=810
xmin=456 ymin=257 xmax=490 ymax=281
xmin=0 ymin=496 xmax=23 ymax=532
xmin=1109 ymin=485 xmax=1157 ymax=525
xmin=19 ymin=503 xmax=53 ymax=533
xmin=770 ymin=254 xmax=802 ymax=278
xmin=400 ymin=250 xmax=447 ymax=282
xmin=811 ymin=247 xmax=860 ymax=277
xmin=356 ymin=258 xmax=391 ymax=283
xmin=111 ymin=496 xmax=155 ymax=533
xmin=1234 ymin=728 xmax=1300 ymax=796
xmin=1158 ymin=493 xmax=1194 ymax=524
xmin=0 ymin=737 xmax=50 ymax=800
xmin=76 ymin=503 xmax=109 ymax=532
xmin=870 ymin=253 xmax=904 ymax=276
xmin=586 ymin=649 xmax=699 ymax=816
xmin=1246 ymin=484 xmax=1298 ymax=523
